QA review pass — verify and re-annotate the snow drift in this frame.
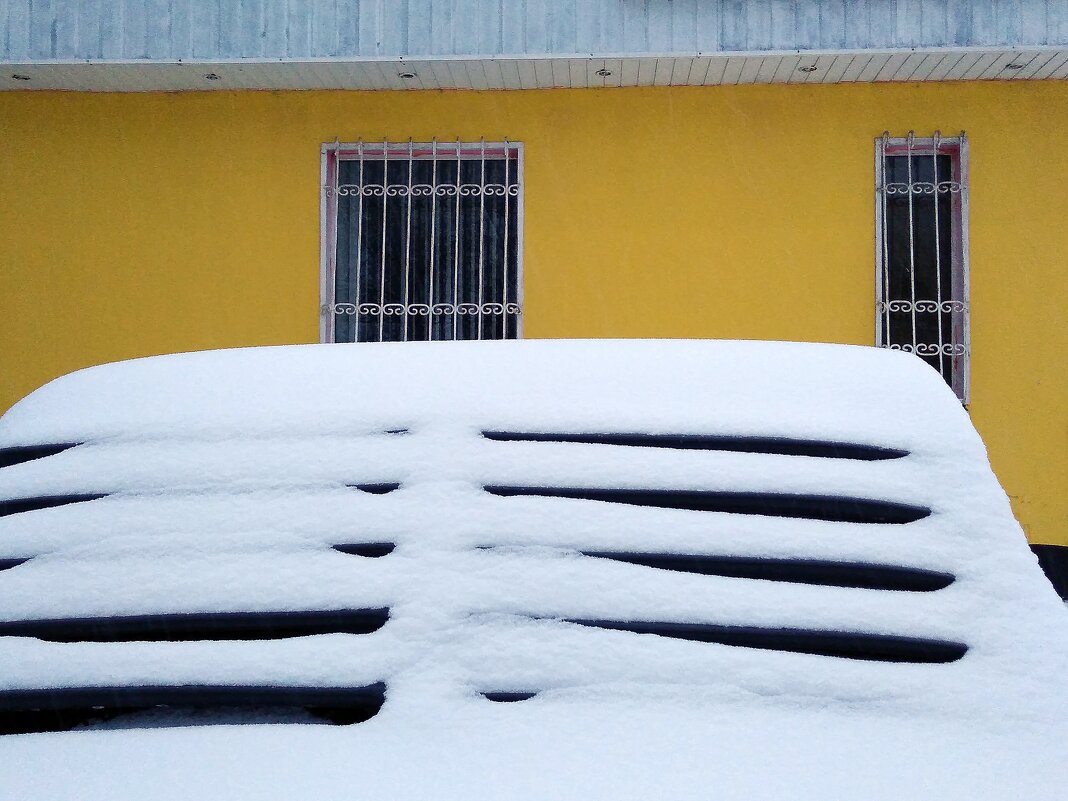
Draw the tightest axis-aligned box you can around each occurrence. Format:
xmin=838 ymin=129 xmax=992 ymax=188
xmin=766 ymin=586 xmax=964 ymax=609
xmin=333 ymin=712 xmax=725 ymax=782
xmin=0 ymin=340 xmax=1065 ymax=800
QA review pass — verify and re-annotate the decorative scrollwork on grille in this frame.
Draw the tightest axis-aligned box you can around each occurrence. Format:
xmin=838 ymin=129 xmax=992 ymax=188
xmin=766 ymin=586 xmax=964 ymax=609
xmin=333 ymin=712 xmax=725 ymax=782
xmin=882 ymin=181 xmax=964 ymax=196
xmin=337 ymin=183 xmax=519 ymax=199
xmin=886 ymin=181 xmax=934 ymax=196
xmin=889 ymin=343 xmax=968 ymax=357
xmin=334 ymin=302 xmax=521 ymax=317
xmin=336 ymin=184 xmax=381 ymax=198
xmin=878 ymin=300 xmax=968 ymax=314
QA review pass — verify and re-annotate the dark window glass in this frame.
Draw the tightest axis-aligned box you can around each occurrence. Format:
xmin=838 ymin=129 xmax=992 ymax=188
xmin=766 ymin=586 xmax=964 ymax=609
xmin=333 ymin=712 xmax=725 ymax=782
xmin=883 ymin=154 xmax=955 ymax=366
xmin=332 ymin=152 xmax=521 ymax=343
xmin=877 ymin=137 xmax=968 ymax=402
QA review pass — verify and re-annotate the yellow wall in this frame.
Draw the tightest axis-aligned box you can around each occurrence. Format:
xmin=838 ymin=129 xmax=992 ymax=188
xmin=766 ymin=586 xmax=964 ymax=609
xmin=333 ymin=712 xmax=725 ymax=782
xmin=1 ymin=82 xmax=1065 ymax=544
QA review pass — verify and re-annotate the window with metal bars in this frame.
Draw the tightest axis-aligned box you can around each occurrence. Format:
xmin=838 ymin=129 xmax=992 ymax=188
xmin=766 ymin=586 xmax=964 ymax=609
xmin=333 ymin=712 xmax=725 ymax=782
xmin=321 ymin=140 xmax=523 ymax=343
xmin=875 ymin=132 xmax=970 ymax=402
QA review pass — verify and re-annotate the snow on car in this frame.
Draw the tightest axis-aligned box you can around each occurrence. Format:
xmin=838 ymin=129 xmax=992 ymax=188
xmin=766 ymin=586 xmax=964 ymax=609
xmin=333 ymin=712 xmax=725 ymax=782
xmin=0 ymin=339 xmax=1066 ymax=800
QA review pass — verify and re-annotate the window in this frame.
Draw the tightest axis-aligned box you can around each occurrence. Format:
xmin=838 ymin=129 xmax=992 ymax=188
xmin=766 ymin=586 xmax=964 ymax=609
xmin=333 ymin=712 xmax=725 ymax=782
xmin=321 ymin=139 xmax=523 ymax=343
xmin=875 ymin=131 xmax=970 ymax=402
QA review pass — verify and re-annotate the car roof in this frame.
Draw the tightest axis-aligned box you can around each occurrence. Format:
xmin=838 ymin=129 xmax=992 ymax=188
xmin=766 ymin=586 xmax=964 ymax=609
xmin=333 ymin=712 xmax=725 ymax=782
xmin=1 ymin=339 xmax=1066 ymax=800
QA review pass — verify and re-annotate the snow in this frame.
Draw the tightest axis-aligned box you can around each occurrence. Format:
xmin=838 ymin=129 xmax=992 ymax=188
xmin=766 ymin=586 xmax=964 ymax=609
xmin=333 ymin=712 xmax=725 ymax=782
xmin=0 ymin=339 xmax=1066 ymax=800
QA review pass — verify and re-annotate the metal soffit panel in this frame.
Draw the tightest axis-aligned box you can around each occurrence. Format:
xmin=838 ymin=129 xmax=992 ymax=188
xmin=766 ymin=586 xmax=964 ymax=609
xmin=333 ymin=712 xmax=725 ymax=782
xmin=4 ymin=49 xmax=1068 ymax=91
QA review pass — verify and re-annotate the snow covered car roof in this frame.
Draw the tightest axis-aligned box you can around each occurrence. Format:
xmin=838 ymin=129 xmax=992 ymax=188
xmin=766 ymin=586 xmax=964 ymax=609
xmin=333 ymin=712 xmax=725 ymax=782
xmin=0 ymin=339 xmax=1066 ymax=800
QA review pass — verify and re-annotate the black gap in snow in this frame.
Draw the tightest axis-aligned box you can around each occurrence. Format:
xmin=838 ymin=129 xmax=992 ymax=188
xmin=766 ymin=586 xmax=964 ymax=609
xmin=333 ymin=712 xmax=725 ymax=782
xmin=1031 ymin=544 xmax=1068 ymax=600
xmin=483 ymin=487 xmax=929 ymax=525
xmin=0 ymin=683 xmax=386 ymax=735
xmin=580 ymin=552 xmax=954 ymax=591
xmin=0 ymin=443 xmax=81 ymax=469
xmin=351 ymin=483 xmax=401 ymax=495
xmin=0 ymin=558 xmax=31 ymax=572
xmin=0 ymin=608 xmax=390 ymax=643
xmin=560 ymin=619 xmax=966 ymax=663
xmin=481 ymin=432 xmax=908 ymax=461
xmin=0 ymin=494 xmax=108 ymax=518
xmin=481 ymin=691 xmax=539 ymax=702
xmin=333 ymin=542 xmax=396 ymax=558
xmin=384 ymin=428 xmax=410 ymax=435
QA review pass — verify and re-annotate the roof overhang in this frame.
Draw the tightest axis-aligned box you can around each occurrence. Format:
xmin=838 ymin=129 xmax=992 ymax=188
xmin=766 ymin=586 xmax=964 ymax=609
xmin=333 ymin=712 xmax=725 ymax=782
xmin=4 ymin=47 xmax=1067 ymax=92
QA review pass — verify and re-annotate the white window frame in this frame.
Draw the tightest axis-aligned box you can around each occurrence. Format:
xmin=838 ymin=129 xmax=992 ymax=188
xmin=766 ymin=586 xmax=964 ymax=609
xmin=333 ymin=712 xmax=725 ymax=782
xmin=319 ymin=139 xmax=524 ymax=344
xmin=875 ymin=131 xmax=970 ymax=403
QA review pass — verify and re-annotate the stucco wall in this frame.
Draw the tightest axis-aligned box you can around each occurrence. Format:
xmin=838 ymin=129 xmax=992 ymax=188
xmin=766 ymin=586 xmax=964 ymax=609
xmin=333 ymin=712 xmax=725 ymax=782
xmin=0 ymin=81 xmax=1065 ymax=543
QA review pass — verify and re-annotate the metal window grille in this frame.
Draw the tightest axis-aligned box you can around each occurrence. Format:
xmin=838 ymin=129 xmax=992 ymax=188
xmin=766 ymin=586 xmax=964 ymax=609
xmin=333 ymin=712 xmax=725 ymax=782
xmin=875 ymin=131 xmax=970 ymax=403
xmin=321 ymin=139 xmax=523 ymax=343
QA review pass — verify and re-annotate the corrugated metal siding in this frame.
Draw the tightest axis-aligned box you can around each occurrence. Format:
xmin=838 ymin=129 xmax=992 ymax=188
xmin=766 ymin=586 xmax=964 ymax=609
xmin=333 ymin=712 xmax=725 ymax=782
xmin=3 ymin=0 xmax=1068 ymax=63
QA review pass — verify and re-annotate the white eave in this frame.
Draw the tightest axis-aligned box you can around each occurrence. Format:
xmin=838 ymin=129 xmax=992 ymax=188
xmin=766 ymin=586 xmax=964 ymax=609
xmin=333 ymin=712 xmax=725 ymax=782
xmin=4 ymin=48 xmax=1067 ymax=92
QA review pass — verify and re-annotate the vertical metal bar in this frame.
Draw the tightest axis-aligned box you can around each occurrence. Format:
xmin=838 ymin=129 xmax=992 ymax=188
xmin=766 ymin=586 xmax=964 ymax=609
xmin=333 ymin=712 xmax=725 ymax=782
xmin=905 ymin=131 xmax=918 ymax=350
xmin=502 ymin=138 xmax=511 ymax=341
xmin=476 ymin=137 xmax=487 ymax=340
xmin=452 ymin=138 xmax=461 ymax=340
xmin=355 ymin=140 xmax=365 ymax=342
xmin=329 ymin=140 xmax=341 ymax=343
xmin=875 ymin=133 xmax=889 ymax=349
xmin=428 ymin=138 xmax=438 ymax=341
xmin=959 ymin=132 xmax=971 ymax=403
xmin=931 ymin=131 xmax=945 ymax=379
xmin=402 ymin=139 xmax=414 ymax=342
xmin=515 ymin=142 xmax=525 ymax=340
xmin=319 ymin=142 xmax=335 ymax=344
xmin=379 ymin=139 xmax=389 ymax=342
